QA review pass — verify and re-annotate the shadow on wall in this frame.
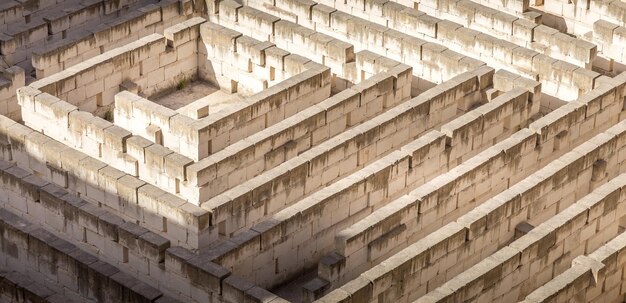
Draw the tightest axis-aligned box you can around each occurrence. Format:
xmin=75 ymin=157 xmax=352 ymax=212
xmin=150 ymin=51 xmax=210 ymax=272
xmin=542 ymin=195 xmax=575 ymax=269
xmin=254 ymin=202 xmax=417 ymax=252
xmin=0 ymin=154 xmax=282 ymax=302
xmin=528 ymin=7 xmax=568 ymax=33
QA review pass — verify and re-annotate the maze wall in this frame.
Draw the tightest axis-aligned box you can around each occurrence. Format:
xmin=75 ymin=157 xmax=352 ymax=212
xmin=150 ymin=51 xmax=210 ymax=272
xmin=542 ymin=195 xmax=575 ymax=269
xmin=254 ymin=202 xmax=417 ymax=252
xmin=1 ymin=0 xmax=626 ymax=303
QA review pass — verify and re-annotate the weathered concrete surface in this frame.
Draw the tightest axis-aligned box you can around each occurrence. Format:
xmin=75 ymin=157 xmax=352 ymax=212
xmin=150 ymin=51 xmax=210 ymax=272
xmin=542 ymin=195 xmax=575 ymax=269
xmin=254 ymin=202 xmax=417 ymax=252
xmin=2 ymin=0 xmax=626 ymax=303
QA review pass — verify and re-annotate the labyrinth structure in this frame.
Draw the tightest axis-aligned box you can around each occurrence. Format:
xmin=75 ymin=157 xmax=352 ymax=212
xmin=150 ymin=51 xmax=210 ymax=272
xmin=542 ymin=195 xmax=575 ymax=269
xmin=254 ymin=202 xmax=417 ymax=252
xmin=2 ymin=0 xmax=626 ymax=302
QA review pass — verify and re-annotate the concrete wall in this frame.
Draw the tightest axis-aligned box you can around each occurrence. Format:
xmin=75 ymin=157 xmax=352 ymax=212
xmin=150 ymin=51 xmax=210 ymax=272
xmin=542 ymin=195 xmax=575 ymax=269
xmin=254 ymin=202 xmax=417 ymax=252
xmin=200 ymin=76 xmax=538 ymax=290
xmin=301 ymin=0 xmax=599 ymax=100
xmin=190 ymin=67 xmax=490 ymax=287
xmin=520 ymin=231 xmax=626 ymax=303
xmin=0 ymin=208 xmax=170 ymax=303
xmin=29 ymin=17 xmax=203 ymax=114
xmin=0 ymin=205 xmax=284 ymax=303
xmin=0 ymin=66 xmax=24 ymax=121
xmin=202 ymin=68 xmax=493 ymax=247
xmin=230 ymin=0 xmax=600 ymax=101
xmin=31 ymin=1 xmax=192 ymax=78
xmin=417 ymin=0 xmax=596 ymax=68
xmin=543 ymin=0 xmax=626 ymax=35
xmin=0 ymin=269 xmax=82 ymax=303
xmin=0 ymin=114 xmax=210 ymax=250
xmin=0 ymin=0 xmax=195 ymax=122
xmin=593 ymin=20 xmax=626 ymax=66
xmin=41 ymin=59 xmax=390 ymax=208
xmin=420 ymin=0 xmax=530 ymax=15
xmin=0 ymin=0 xmax=188 ymax=73
xmin=0 ymin=160 xmax=171 ymax=294
xmin=492 ymin=69 xmax=542 ymax=103
xmin=5 ymin=1 xmax=626 ymax=302
xmin=18 ymin=18 xmax=335 ymax=205
xmin=420 ymin=166 xmax=626 ymax=302
xmin=217 ymin=0 xmax=356 ymax=78
xmin=179 ymin=62 xmax=410 ymax=203
xmin=0 ymin=159 xmax=285 ymax=303
xmin=19 ymin=87 xmax=193 ymax=199
xmin=325 ymin=123 xmax=534 ymax=289
xmin=114 ymin=21 xmax=332 ymax=162
xmin=213 ymin=1 xmax=485 ymax=88
xmin=199 ymin=18 xmax=277 ymax=95
xmin=316 ymin=72 xmax=626 ymax=302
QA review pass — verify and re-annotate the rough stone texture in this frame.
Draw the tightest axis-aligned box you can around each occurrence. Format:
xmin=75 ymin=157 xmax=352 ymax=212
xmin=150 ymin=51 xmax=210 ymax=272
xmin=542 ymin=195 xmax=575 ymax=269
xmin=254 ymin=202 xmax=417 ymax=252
xmin=1 ymin=0 xmax=626 ymax=303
